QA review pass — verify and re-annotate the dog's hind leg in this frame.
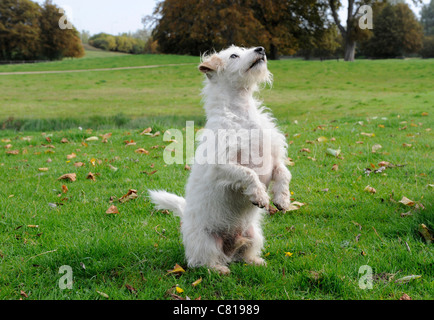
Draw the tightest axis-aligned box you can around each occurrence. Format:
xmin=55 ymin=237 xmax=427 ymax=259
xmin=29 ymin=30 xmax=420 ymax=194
xmin=271 ymin=163 xmax=292 ymax=212
xmin=240 ymin=223 xmax=266 ymax=266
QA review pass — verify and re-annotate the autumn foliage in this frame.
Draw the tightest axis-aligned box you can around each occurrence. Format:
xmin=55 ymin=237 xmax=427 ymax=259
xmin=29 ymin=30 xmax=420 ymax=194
xmin=148 ymin=0 xmax=327 ymax=59
xmin=0 ymin=0 xmax=84 ymax=61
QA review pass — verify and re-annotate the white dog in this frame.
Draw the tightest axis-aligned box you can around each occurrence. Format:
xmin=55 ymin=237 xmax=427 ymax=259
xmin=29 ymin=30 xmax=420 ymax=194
xmin=149 ymin=46 xmax=292 ymax=274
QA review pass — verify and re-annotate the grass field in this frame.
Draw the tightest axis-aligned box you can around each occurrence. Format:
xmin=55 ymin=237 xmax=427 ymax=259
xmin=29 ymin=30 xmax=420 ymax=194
xmin=0 ymin=50 xmax=433 ymax=300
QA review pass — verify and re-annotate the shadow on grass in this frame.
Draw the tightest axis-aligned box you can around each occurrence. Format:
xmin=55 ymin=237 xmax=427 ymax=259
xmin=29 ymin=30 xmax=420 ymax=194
xmin=1 ymin=113 xmax=207 ymax=132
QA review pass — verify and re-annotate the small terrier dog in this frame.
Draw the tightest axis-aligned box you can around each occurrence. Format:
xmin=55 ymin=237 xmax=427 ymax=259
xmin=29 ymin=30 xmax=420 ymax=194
xmin=149 ymin=46 xmax=291 ymax=274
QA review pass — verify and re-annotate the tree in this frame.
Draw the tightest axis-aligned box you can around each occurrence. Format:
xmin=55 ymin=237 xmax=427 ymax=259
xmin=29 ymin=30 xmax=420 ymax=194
xmin=0 ymin=0 xmax=41 ymax=60
xmin=146 ymin=0 xmax=327 ymax=59
xmin=328 ymin=0 xmax=422 ymax=61
xmin=360 ymin=2 xmax=423 ymax=58
xmin=421 ymin=0 xmax=434 ymax=35
xmin=39 ymin=0 xmax=84 ymax=60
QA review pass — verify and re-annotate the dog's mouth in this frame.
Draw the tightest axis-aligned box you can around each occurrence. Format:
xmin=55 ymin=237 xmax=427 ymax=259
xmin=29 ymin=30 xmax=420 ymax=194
xmin=248 ymin=56 xmax=266 ymax=71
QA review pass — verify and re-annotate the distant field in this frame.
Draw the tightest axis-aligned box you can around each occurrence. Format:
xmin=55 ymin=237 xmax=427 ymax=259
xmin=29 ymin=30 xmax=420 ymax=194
xmin=0 ymin=50 xmax=432 ymax=300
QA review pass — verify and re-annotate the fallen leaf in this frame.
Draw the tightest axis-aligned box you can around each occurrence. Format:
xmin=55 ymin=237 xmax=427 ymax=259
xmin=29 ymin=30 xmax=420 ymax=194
xmin=6 ymin=150 xmax=19 ymax=155
xmin=300 ymin=148 xmax=311 ymax=153
xmin=106 ymin=205 xmax=119 ymax=214
xmin=421 ymin=112 xmax=428 ymax=116
xmin=57 ymin=173 xmax=76 ymax=182
xmin=356 ymin=141 xmax=364 ymax=144
xmin=395 ymin=275 xmax=421 ymax=284
xmin=151 ymin=131 xmax=161 ymax=137
xmin=135 ymin=148 xmax=149 ymax=154
xmin=4 ymin=144 xmax=12 ymax=149
xmin=66 ymin=153 xmax=76 ymax=160
xmin=38 ymin=168 xmax=49 ymax=172
xmin=192 ymin=277 xmax=202 ymax=287
xmin=378 ymin=161 xmax=390 ymax=167
xmin=96 ymin=290 xmax=109 ymax=298
xmin=62 ymin=185 xmax=68 ymax=193
xmin=118 ymin=189 xmax=138 ymax=203
xmin=167 ymin=263 xmax=186 ymax=275
xmin=86 ymin=172 xmax=96 ymax=181
xmin=285 ymin=201 xmax=305 ymax=212
xmin=361 ymin=132 xmax=375 ymax=137
xmin=140 ymin=127 xmax=152 ymax=135
xmin=331 ymin=164 xmax=338 ymax=171
xmin=20 ymin=290 xmax=28 ymax=298
xmin=317 ymin=136 xmax=328 ymax=143
xmin=184 ymin=164 xmax=191 ymax=171
xmin=402 ymin=143 xmax=412 ymax=148
xmin=418 ymin=224 xmax=433 ymax=244
xmin=326 ymin=148 xmax=341 ymax=157
xmin=74 ymin=162 xmax=85 ymax=167
xmin=61 ymin=138 xmax=69 ymax=143
xmin=175 ymin=286 xmax=184 ymax=294
xmin=125 ymin=284 xmax=137 ymax=294
xmin=371 ymin=144 xmax=382 ymax=153
xmin=85 ymin=136 xmax=99 ymax=141
xmin=399 ymin=197 xmax=415 ymax=206
xmin=142 ymin=170 xmax=157 ymax=176
xmin=364 ymin=185 xmax=376 ymax=194
xmin=399 ymin=294 xmax=412 ymax=300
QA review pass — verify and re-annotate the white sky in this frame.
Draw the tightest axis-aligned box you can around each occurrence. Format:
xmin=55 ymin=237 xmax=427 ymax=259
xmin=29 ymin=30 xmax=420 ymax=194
xmin=35 ymin=0 xmax=430 ymax=36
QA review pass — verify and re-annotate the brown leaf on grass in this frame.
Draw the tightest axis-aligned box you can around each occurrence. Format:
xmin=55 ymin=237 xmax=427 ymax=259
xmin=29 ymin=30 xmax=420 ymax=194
xmin=62 ymin=185 xmax=68 ymax=193
xmin=331 ymin=164 xmax=338 ymax=171
xmin=125 ymin=284 xmax=137 ymax=294
xmin=356 ymin=141 xmax=364 ymax=144
xmin=142 ymin=170 xmax=157 ymax=176
xmin=418 ymin=224 xmax=433 ymax=244
xmin=421 ymin=112 xmax=428 ymax=116
xmin=361 ymin=132 xmax=375 ymax=137
xmin=378 ymin=161 xmax=390 ymax=167
xmin=151 ymin=131 xmax=161 ymax=137
xmin=4 ymin=144 xmax=12 ymax=149
xmin=300 ymin=148 xmax=311 ymax=153
xmin=58 ymin=173 xmax=76 ymax=182
xmin=106 ymin=205 xmax=119 ymax=214
xmin=399 ymin=197 xmax=415 ymax=206
xmin=86 ymin=172 xmax=96 ymax=181
xmin=6 ymin=150 xmax=19 ymax=155
xmin=399 ymin=293 xmax=412 ymax=300
xmin=60 ymin=138 xmax=69 ymax=143
xmin=167 ymin=263 xmax=186 ymax=275
xmin=20 ymin=290 xmax=28 ymax=298
xmin=140 ymin=127 xmax=152 ymax=135
xmin=119 ymin=189 xmax=138 ymax=203
xmin=364 ymin=185 xmax=376 ymax=194
xmin=402 ymin=143 xmax=412 ymax=148
xmin=184 ymin=164 xmax=191 ymax=171
xmin=66 ymin=153 xmax=76 ymax=160
xmin=286 ymin=201 xmax=306 ymax=212
xmin=192 ymin=277 xmax=202 ymax=287
xmin=74 ymin=162 xmax=85 ymax=167
xmin=135 ymin=148 xmax=149 ymax=154
xmin=38 ymin=168 xmax=49 ymax=172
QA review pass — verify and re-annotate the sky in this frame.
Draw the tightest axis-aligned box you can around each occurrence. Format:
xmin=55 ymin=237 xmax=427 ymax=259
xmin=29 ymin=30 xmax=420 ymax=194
xmin=35 ymin=0 xmax=430 ymax=36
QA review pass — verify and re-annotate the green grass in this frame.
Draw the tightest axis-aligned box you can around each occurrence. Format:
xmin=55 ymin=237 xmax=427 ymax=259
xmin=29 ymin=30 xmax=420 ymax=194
xmin=0 ymin=52 xmax=432 ymax=300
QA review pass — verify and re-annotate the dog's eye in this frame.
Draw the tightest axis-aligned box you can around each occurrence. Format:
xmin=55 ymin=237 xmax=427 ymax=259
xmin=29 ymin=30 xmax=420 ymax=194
xmin=230 ymin=54 xmax=239 ymax=59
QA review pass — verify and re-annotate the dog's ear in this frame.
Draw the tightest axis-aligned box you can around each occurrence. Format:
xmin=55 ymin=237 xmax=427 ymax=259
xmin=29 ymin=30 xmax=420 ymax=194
xmin=199 ymin=55 xmax=223 ymax=74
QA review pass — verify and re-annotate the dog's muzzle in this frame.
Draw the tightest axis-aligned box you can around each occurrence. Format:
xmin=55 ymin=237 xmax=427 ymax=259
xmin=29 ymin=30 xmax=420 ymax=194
xmin=248 ymin=47 xmax=267 ymax=70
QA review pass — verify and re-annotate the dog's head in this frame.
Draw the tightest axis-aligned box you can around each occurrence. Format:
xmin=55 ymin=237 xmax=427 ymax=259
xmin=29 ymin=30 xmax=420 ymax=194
xmin=199 ymin=45 xmax=272 ymax=90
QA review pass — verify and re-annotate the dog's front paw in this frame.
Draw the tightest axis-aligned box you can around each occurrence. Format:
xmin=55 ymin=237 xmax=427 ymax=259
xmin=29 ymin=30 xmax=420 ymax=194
xmin=247 ymin=186 xmax=270 ymax=209
xmin=273 ymin=192 xmax=291 ymax=212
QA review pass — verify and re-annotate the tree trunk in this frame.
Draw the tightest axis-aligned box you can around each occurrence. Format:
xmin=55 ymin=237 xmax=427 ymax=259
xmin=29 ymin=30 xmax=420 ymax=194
xmin=344 ymin=38 xmax=356 ymax=62
xmin=268 ymin=43 xmax=279 ymax=60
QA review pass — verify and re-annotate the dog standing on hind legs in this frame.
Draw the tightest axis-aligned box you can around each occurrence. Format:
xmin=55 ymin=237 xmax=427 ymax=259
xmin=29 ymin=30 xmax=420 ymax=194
xmin=149 ymin=45 xmax=292 ymax=275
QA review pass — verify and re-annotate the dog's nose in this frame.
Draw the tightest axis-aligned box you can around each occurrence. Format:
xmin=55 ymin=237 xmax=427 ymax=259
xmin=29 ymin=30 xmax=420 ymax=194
xmin=255 ymin=47 xmax=265 ymax=55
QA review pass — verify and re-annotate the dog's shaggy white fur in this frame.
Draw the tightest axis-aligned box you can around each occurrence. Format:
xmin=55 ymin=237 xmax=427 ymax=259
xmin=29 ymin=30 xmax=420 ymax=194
xmin=149 ymin=46 xmax=292 ymax=274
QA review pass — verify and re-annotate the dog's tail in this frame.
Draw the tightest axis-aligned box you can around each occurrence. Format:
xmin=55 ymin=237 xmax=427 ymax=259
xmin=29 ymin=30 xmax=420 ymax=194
xmin=148 ymin=190 xmax=185 ymax=217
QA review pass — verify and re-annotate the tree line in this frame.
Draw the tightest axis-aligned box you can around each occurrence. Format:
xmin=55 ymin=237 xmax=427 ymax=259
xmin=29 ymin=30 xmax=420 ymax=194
xmin=0 ymin=0 xmax=84 ymax=61
xmin=146 ymin=0 xmax=434 ymax=60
